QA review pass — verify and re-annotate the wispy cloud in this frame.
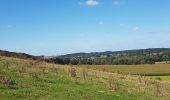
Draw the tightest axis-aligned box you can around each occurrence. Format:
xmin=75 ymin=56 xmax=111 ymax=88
xmin=86 ymin=0 xmax=100 ymax=6
xmin=113 ymin=0 xmax=126 ymax=6
xmin=79 ymin=2 xmax=83 ymax=5
xmin=113 ymin=0 xmax=120 ymax=5
xmin=133 ymin=26 xmax=140 ymax=31
xmin=79 ymin=0 xmax=123 ymax=7
xmin=119 ymin=23 xmax=126 ymax=27
xmin=147 ymin=30 xmax=170 ymax=34
xmin=7 ymin=25 xmax=13 ymax=28
xmin=98 ymin=21 xmax=104 ymax=25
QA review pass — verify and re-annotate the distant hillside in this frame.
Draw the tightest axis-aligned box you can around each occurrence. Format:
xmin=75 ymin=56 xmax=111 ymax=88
xmin=59 ymin=48 xmax=170 ymax=58
xmin=46 ymin=48 xmax=170 ymax=65
xmin=0 ymin=50 xmax=40 ymax=60
xmin=1 ymin=48 xmax=170 ymax=65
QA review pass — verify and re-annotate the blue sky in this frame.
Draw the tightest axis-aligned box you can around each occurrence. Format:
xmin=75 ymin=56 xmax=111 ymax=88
xmin=0 ymin=0 xmax=170 ymax=56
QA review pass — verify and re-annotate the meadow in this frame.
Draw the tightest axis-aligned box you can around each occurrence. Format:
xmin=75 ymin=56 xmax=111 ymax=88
xmin=146 ymin=76 xmax=170 ymax=81
xmin=0 ymin=56 xmax=170 ymax=100
xmin=77 ymin=64 xmax=170 ymax=76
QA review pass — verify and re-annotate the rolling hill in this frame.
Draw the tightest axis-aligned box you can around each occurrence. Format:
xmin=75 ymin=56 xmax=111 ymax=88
xmin=1 ymin=48 xmax=170 ymax=65
xmin=0 ymin=56 xmax=170 ymax=100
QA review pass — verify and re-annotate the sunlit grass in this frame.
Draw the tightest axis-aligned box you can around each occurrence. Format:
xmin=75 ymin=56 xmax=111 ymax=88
xmin=77 ymin=64 xmax=170 ymax=76
xmin=147 ymin=76 xmax=170 ymax=81
xmin=0 ymin=56 xmax=170 ymax=100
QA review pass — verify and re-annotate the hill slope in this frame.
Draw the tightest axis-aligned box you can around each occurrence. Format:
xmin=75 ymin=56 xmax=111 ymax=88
xmin=0 ymin=50 xmax=39 ymax=60
xmin=0 ymin=56 xmax=170 ymax=100
xmin=49 ymin=48 xmax=170 ymax=65
xmin=59 ymin=48 xmax=170 ymax=58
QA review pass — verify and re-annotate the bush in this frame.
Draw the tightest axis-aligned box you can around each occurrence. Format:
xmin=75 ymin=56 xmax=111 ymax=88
xmin=155 ymin=77 xmax=162 ymax=80
xmin=0 ymin=76 xmax=17 ymax=89
xmin=82 ymin=68 xmax=88 ymax=80
xmin=70 ymin=58 xmax=79 ymax=65
xmin=108 ymin=75 xmax=119 ymax=92
xmin=70 ymin=67 xmax=77 ymax=78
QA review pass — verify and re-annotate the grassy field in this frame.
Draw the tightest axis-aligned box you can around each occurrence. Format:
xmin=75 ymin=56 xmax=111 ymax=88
xmin=1 ymin=56 xmax=170 ymax=100
xmin=77 ymin=64 xmax=170 ymax=76
xmin=146 ymin=76 xmax=170 ymax=81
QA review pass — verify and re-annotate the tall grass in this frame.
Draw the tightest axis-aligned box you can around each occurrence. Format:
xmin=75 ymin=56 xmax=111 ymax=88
xmin=0 ymin=56 xmax=170 ymax=100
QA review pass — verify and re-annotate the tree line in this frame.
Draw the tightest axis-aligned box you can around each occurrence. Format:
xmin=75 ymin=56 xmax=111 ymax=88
xmin=45 ymin=53 xmax=170 ymax=65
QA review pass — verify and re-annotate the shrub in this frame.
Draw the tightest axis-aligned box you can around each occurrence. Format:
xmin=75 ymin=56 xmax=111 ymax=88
xmin=155 ymin=77 xmax=162 ymax=80
xmin=155 ymin=81 xmax=162 ymax=97
xmin=3 ymin=62 xmax=10 ymax=69
xmin=30 ymin=72 xmax=40 ymax=80
xmin=70 ymin=67 xmax=77 ymax=78
xmin=108 ymin=75 xmax=119 ymax=92
xmin=144 ymin=78 xmax=149 ymax=86
xmin=40 ymin=66 xmax=46 ymax=74
xmin=18 ymin=66 xmax=27 ymax=73
xmin=0 ymin=76 xmax=17 ymax=89
xmin=82 ymin=68 xmax=88 ymax=80
xmin=51 ymin=67 xmax=59 ymax=75
xmin=70 ymin=58 xmax=79 ymax=65
xmin=138 ymin=75 xmax=142 ymax=83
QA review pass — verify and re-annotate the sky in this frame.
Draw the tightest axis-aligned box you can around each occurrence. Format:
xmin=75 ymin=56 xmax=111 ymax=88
xmin=0 ymin=0 xmax=170 ymax=56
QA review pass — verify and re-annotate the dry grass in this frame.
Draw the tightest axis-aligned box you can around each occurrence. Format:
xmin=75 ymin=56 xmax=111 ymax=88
xmin=77 ymin=64 xmax=170 ymax=76
xmin=1 ymin=56 xmax=170 ymax=99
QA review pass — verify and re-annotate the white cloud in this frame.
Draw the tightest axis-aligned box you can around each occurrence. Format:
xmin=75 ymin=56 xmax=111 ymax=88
xmin=86 ymin=0 xmax=99 ymax=6
xmin=133 ymin=26 xmax=140 ymax=31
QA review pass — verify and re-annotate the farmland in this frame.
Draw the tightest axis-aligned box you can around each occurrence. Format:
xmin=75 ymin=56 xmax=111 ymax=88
xmin=77 ymin=64 xmax=170 ymax=81
xmin=147 ymin=76 xmax=170 ymax=81
xmin=77 ymin=64 xmax=170 ymax=76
